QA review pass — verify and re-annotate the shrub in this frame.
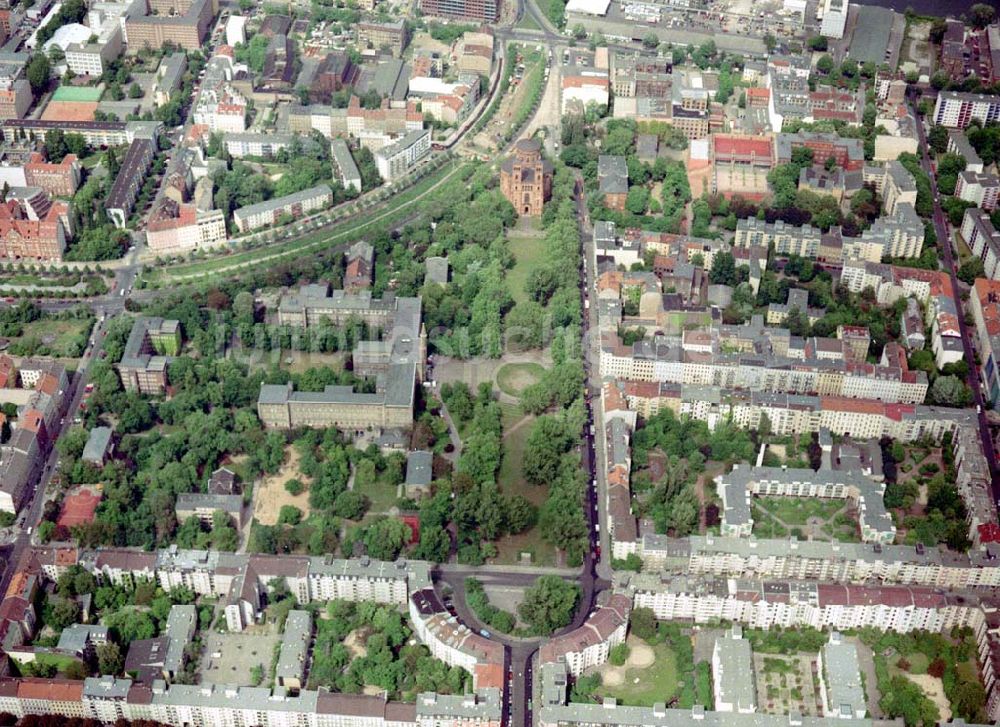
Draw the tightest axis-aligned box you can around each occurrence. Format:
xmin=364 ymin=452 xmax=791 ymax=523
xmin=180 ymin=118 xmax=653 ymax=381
xmin=608 ymin=642 xmax=630 ymax=666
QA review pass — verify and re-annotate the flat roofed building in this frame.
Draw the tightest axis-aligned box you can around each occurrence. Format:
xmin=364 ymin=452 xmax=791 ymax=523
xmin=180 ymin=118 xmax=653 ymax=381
xmin=418 ymin=0 xmax=498 ymax=22
xmin=175 ymin=493 xmax=243 ymax=528
xmin=106 ymin=137 xmax=155 ymax=229
xmin=712 ymin=625 xmax=757 ymax=713
xmin=818 ymin=632 xmax=866 ymax=719
xmin=275 ymin=610 xmax=312 ymax=691
xmin=232 ymin=185 xmax=332 ymax=233
xmin=116 ymin=317 xmax=181 ymax=395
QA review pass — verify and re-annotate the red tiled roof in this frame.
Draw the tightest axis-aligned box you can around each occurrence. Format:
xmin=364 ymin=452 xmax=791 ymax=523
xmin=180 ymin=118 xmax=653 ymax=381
xmin=16 ymin=678 xmax=84 ymax=702
xmin=712 ymin=134 xmax=773 ymax=159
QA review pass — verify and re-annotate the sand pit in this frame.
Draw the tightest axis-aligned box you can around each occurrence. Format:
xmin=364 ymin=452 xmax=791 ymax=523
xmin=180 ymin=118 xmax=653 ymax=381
xmin=345 ymin=629 xmax=368 ymax=659
xmin=628 ymin=640 xmax=655 ymax=668
xmin=253 ymin=447 xmax=311 ymax=525
xmin=902 ymin=673 xmax=951 ymax=721
xmin=598 ymin=636 xmax=656 ymax=687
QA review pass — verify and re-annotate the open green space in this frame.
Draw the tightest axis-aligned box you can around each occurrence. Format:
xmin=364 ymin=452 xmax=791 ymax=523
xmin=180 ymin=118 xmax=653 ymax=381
xmin=493 ymin=402 xmax=555 ymax=565
xmin=160 ymin=159 xmax=467 ymax=281
xmin=516 ymin=12 xmax=540 ymax=29
xmin=755 ymin=497 xmax=844 ymax=526
xmin=6 ymin=318 xmax=93 ymax=358
xmin=597 ymin=641 xmax=681 ymax=707
xmin=354 ymin=472 xmax=400 ymax=516
xmin=506 ymin=227 xmax=543 ymax=306
xmin=496 ymin=362 xmax=546 ymax=398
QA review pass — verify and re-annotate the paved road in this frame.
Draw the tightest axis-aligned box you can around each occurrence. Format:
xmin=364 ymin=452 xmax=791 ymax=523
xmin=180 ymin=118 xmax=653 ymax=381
xmin=910 ymin=93 xmax=1000 ymax=493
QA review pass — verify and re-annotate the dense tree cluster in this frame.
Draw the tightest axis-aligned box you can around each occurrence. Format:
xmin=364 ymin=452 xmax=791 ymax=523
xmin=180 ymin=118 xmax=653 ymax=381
xmin=465 ymin=578 xmax=516 ymax=633
xmin=518 ymin=575 xmax=579 ymax=635
xmin=308 ymin=600 xmax=469 ymax=698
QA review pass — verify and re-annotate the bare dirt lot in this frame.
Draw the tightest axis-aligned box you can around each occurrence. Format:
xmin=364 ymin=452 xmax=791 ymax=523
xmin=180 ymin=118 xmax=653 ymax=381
xmin=253 ymin=447 xmax=311 ymax=525
xmin=201 ymin=628 xmax=281 ymax=686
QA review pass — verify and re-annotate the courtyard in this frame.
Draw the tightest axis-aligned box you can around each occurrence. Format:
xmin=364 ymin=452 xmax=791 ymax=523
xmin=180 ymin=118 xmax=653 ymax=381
xmin=200 ymin=626 xmax=282 ymax=687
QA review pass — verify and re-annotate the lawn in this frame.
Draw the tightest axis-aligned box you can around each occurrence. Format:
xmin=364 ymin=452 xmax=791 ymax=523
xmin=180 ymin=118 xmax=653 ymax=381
xmin=7 ymin=318 xmax=93 ymax=358
xmin=598 ymin=641 xmax=680 ymax=707
xmin=494 ymin=402 xmax=555 ymax=565
xmin=496 ymin=362 xmax=545 ymax=397
xmin=516 ymin=12 xmax=540 ymax=29
xmin=755 ymin=497 xmax=845 ymax=526
xmin=355 ymin=473 xmax=400 ymax=516
xmin=506 ymin=224 xmax=543 ymax=306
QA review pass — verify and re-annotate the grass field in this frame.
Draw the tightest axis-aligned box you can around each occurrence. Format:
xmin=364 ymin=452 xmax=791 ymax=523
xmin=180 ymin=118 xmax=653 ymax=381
xmin=496 ymin=362 xmax=545 ymax=397
xmin=517 ymin=13 xmax=541 ymax=29
xmin=506 ymin=227 xmax=543 ymax=306
xmin=494 ymin=402 xmax=555 ymax=565
xmin=7 ymin=318 xmax=92 ymax=358
xmin=598 ymin=641 xmax=680 ymax=707
xmin=755 ymin=497 xmax=844 ymax=525
xmin=355 ymin=473 xmax=400 ymax=516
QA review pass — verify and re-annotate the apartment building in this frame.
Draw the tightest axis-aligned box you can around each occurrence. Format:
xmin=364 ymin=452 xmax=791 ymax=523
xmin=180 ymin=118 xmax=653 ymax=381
xmin=106 ymin=137 xmax=155 ymax=228
xmin=23 ymin=152 xmax=80 ymax=197
xmin=274 ymin=610 xmax=311 ymax=691
xmin=840 ymin=260 xmax=951 ymax=305
xmin=64 ymin=17 xmax=123 ymax=76
xmin=331 ymin=138 xmax=361 ymax=193
xmin=0 ymin=78 xmax=30 ymax=120
xmin=863 ymin=160 xmax=917 ymax=216
xmin=971 ymin=277 xmax=1000 ymax=408
xmin=537 ymin=594 xmax=631 ymax=677
xmin=0 ymin=193 xmax=67 ymax=261
xmin=962 ymin=207 xmax=1000 ymax=281
xmin=374 ymin=128 xmax=430 ymax=181
xmin=192 ymin=85 xmax=248 ymax=133
xmin=712 ymin=626 xmax=757 ymax=713
xmin=222 ymin=132 xmax=293 ymax=159
xmin=818 ymin=633 xmax=867 ymax=719
xmin=820 ymin=0 xmax=848 ymax=38
xmin=0 ymin=357 xmax=65 ymax=513
xmin=651 ymin=534 xmax=1000 ymax=589
xmin=626 ymin=570 xmax=985 ymax=636
xmin=145 ymin=200 xmax=227 ymax=255
xmin=776 ymin=133 xmax=864 ymax=171
xmin=0 ymin=675 xmax=500 ymax=727
xmin=610 ymin=54 xmax=671 ymax=99
xmin=357 ymin=19 xmax=407 ymax=56
xmin=232 ymin=185 xmax=333 ymax=232
xmin=408 ymin=588 xmax=505 ymax=690
xmin=956 ymin=170 xmax=1000 ymax=211
xmin=418 ymin=0 xmax=499 ymax=22
xmin=717 ymin=462 xmax=895 ymax=544
xmin=1 ymin=119 xmax=160 ymax=147
xmin=948 ymin=129 xmax=984 ymax=171
xmin=934 ymin=90 xmax=1000 ymax=128
xmin=125 ymin=0 xmax=216 ymax=51
xmin=115 ymin=317 xmax=181 ymax=395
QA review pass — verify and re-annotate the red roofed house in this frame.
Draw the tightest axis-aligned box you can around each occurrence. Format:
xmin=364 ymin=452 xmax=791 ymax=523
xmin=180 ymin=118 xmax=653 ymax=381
xmin=0 ymin=196 xmax=68 ymax=261
xmin=538 ymin=593 xmax=630 ymax=676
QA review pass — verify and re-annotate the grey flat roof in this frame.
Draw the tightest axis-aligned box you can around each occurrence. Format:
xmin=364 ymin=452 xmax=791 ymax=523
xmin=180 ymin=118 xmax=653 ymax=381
xmin=233 ymin=185 xmax=332 ymax=220
xmin=175 ymin=493 xmax=243 ymax=514
xmin=82 ymin=426 xmax=112 ymax=463
xmin=275 ymin=610 xmax=312 ymax=683
xmin=405 ymin=450 xmax=433 ymax=486
xmin=848 ymin=5 xmax=895 ymax=65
